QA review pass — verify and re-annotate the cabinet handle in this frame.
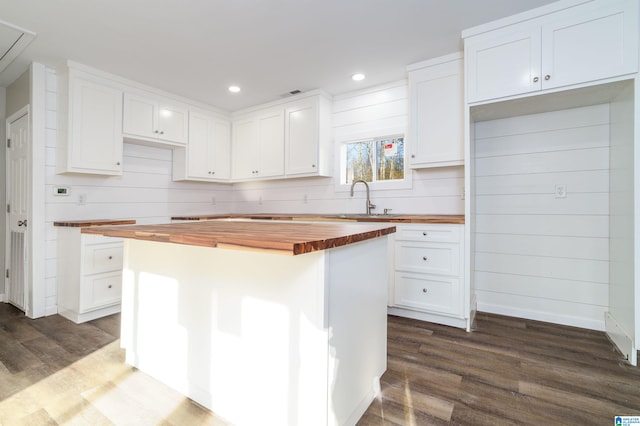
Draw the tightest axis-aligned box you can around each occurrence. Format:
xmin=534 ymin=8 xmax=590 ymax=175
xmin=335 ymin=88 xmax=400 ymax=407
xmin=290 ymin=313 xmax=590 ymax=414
xmin=422 ymin=256 xmax=428 ymax=261
xmin=544 ymin=75 xmax=551 ymax=81
xmin=422 ymin=288 xmax=428 ymax=294
xmin=533 ymin=76 xmax=539 ymax=83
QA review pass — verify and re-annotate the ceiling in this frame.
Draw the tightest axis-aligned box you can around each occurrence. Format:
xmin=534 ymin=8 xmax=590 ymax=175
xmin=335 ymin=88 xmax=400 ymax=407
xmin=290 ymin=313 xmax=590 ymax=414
xmin=1 ymin=0 xmax=557 ymax=112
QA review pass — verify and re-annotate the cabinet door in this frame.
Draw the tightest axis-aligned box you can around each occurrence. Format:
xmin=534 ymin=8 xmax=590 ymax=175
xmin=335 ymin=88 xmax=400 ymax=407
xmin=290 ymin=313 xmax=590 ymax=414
xmin=285 ymin=99 xmax=319 ymax=175
xmin=211 ymin=118 xmax=231 ymax=180
xmin=541 ymin=0 xmax=638 ymax=90
xmin=186 ymin=112 xmax=212 ymax=178
xmin=466 ymin=26 xmax=541 ymax=102
xmin=157 ymin=102 xmax=188 ymax=144
xmin=123 ymin=93 xmax=156 ymax=138
xmin=232 ymin=118 xmax=258 ymax=180
xmin=189 ymin=114 xmax=230 ymax=180
xmin=70 ymin=78 xmax=123 ymax=174
xmin=409 ymin=57 xmax=464 ymax=168
xmin=256 ymin=109 xmax=285 ymax=178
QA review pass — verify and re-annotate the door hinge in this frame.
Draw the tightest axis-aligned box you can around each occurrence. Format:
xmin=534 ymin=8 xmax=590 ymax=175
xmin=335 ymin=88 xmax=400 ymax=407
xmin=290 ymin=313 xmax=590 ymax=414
xmin=5 ymin=269 xmax=8 ymax=279
xmin=6 ymin=138 xmax=10 ymax=148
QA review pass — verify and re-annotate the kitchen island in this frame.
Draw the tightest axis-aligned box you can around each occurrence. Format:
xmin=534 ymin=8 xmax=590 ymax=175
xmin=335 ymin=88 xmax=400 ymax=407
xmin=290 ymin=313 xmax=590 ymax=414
xmin=83 ymin=220 xmax=396 ymax=426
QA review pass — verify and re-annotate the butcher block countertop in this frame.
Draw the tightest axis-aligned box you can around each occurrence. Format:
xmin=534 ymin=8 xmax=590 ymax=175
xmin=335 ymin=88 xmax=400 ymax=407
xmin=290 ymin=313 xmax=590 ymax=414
xmin=171 ymin=213 xmax=465 ymax=224
xmin=81 ymin=220 xmax=396 ymax=255
xmin=54 ymin=219 xmax=136 ymax=227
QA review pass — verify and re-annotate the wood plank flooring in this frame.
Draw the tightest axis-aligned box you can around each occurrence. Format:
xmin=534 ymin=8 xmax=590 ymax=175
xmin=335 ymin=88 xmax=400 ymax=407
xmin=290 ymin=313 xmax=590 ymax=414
xmin=1 ymin=302 xmax=639 ymax=425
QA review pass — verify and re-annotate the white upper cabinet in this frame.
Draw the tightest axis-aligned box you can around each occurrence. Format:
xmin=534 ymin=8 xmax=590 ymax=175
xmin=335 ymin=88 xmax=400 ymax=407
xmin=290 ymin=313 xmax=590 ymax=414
xmin=284 ymin=95 xmax=332 ymax=177
xmin=232 ymin=108 xmax=285 ymax=181
xmin=465 ymin=0 xmax=638 ymax=103
xmin=466 ymin=27 xmax=541 ymax=102
xmin=173 ymin=110 xmax=231 ymax=182
xmin=57 ymin=66 xmax=123 ymax=175
xmin=407 ymin=53 xmax=464 ymax=168
xmin=123 ymin=92 xmax=188 ymax=147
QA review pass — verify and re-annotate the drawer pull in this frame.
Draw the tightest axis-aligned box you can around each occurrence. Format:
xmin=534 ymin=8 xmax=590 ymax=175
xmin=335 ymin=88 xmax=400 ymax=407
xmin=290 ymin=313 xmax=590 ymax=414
xmin=422 ymin=256 xmax=428 ymax=261
xmin=422 ymin=288 xmax=428 ymax=293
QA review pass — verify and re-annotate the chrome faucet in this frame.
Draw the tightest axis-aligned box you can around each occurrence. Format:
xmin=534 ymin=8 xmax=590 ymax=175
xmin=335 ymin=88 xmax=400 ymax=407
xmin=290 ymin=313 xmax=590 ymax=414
xmin=350 ymin=179 xmax=376 ymax=215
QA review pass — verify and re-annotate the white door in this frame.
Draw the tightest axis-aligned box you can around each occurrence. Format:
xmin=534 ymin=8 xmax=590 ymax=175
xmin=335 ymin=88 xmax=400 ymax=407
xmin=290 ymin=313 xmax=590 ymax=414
xmin=6 ymin=109 xmax=30 ymax=311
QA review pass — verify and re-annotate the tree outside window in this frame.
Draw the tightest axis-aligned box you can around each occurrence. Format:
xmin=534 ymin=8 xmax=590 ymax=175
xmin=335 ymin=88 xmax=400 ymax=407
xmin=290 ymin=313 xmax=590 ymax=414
xmin=343 ymin=136 xmax=404 ymax=184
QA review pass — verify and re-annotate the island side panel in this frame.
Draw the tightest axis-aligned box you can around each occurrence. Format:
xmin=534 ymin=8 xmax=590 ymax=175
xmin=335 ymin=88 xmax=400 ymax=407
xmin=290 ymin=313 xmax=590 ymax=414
xmin=326 ymin=236 xmax=389 ymax=426
xmin=120 ymin=239 xmax=330 ymax=426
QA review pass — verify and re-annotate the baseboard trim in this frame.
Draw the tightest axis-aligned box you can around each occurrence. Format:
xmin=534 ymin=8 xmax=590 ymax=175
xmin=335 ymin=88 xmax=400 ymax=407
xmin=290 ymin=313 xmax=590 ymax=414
xmin=45 ymin=305 xmax=58 ymax=317
xmin=477 ymin=302 xmax=605 ymax=331
xmin=387 ymin=306 xmax=469 ymax=330
xmin=605 ymin=311 xmax=637 ymax=366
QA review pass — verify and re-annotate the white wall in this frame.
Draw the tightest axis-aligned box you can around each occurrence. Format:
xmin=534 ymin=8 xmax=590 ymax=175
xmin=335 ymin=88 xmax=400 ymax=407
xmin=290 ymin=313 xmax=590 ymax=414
xmin=43 ymin=69 xmax=233 ymax=314
xmin=473 ymin=104 xmax=611 ymax=330
xmin=232 ymin=81 xmax=464 ymax=215
xmin=608 ymin=82 xmax=635 ymax=342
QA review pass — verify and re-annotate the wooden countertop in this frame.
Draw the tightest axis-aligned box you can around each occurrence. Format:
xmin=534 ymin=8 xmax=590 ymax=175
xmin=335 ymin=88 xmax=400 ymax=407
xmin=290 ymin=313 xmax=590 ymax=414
xmin=54 ymin=219 xmax=136 ymax=227
xmin=171 ymin=213 xmax=465 ymax=224
xmin=81 ymin=221 xmax=396 ymax=255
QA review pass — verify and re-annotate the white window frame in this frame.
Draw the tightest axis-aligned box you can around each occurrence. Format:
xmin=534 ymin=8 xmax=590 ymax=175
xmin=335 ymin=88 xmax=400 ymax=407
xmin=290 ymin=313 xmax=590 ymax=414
xmin=334 ymin=127 xmax=412 ymax=192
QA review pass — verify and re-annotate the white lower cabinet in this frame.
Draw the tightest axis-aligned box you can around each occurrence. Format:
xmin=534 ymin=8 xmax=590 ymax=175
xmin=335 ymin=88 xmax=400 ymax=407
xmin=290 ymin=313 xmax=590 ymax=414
xmin=57 ymin=229 xmax=123 ymax=323
xmin=388 ymin=223 xmax=468 ymax=329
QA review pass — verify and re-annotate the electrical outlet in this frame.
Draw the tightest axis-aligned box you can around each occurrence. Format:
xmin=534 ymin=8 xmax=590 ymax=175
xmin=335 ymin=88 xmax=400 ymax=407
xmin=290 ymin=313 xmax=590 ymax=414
xmin=555 ymin=184 xmax=567 ymax=198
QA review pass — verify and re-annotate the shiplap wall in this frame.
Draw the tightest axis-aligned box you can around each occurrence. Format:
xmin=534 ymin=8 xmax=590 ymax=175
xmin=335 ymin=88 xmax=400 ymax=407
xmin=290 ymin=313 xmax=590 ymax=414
xmin=473 ymin=104 xmax=610 ymax=330
xmin=232 ymin=81 xmax=465 ymax=215
xmin=43 ymin=69 xmax=233 ymax=313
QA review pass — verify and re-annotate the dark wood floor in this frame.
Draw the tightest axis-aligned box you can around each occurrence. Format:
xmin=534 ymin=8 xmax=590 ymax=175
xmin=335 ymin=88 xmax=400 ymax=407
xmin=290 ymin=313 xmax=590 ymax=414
xmin=1 ymin=303 xmax=639 ymax=425
xmin=359 ymin=313 xmax=640 ymax=425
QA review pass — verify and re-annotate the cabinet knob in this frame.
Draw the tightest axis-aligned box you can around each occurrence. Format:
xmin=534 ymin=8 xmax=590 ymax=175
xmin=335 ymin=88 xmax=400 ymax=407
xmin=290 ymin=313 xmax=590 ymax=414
xmin=154 ymin=130 xmax=159 ymax=134
xmin=422 ymin=288 xmax=428 ymax=294
xmin=108 ymin=256 xmax=113 ymax=260
xmin=423 ymin=256 xmax=428 ymax=261
xmin=312 ymin=164 xmax=316 ymax=168
xmin=533 ymin=76 xmax=539 ymax=83
xmin=160 ymin=131 xmax=164 ymax=135
xmin=544 ymin=75 xmax=551 ymax=81
xmin=411 ymin=154 xmax=415 ymax=159
xmin=108 ymin=284 xmax=112 ymax=289
xmin=212 ymin=171 xmax=215 ymax=175
xmin=422 ymin=232 xmax=428 ymax=236
xmin=116 ymin=162 xmax=121 ymax=166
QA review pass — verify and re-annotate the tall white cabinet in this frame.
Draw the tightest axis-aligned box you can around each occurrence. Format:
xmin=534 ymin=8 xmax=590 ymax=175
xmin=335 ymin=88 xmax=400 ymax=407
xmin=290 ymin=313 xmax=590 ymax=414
xmin=463 ymin=0 xmax=639 ymax=362
xmin=407 ymin=53 xmax=464 ymax=169
xmin=57 ymin=64 xmax=123 ymax=175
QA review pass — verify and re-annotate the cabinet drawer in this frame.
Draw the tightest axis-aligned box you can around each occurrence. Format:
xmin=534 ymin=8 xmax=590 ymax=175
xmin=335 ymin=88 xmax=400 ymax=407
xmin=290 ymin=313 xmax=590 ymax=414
xmin=81 ymin=272 xmax=122 ymax=312
xmin=396 ymin=225 xmax=461 ymax=243
xmin=394 ymin=272 xmax=460 ymax=315
xmin=83 ymin=243 xmax=123 ymax=275
xmin=395 ymin=242 xmax=459 ymax=276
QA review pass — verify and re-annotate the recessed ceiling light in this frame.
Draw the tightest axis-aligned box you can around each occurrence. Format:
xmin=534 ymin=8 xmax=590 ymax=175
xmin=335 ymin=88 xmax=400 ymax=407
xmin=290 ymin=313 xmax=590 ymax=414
xmin=352 ymin=73 xmax=365 ymax=81
xmin=228 ymin=85 xmax=241 ymax=93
